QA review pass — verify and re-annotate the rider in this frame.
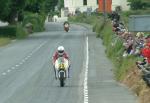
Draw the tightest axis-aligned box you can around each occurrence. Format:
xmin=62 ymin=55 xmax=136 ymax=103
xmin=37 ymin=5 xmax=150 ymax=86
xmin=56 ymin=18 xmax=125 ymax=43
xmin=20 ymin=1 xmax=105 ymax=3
xmin=63 ymin=21 xmax=69 ymax=26
xmin=52 ymin=46 xmax=70 ymax=79
xmin=63 ymin=21 xmax=70 ymax=29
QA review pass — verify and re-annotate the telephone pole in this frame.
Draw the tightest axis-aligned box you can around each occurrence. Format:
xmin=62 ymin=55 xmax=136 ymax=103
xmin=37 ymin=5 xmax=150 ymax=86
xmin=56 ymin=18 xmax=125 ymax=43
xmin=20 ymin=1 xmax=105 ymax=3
xmin=103 ymin=0 xmax=106 ymax=21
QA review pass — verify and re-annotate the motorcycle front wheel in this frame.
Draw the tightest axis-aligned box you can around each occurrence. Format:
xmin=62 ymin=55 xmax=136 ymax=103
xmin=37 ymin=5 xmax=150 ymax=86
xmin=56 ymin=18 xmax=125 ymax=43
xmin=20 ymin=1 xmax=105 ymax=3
xmin=60 ymin=79 xmax=64 ymax=87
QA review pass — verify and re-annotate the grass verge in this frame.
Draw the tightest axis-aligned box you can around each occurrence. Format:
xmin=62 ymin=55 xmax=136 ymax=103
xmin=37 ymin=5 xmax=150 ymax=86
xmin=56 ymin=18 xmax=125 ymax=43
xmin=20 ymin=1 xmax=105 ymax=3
xmin=69 ymin=12 xmax=150 ymax=103
xmin=0 ymin=37 xmax=11 ymax=47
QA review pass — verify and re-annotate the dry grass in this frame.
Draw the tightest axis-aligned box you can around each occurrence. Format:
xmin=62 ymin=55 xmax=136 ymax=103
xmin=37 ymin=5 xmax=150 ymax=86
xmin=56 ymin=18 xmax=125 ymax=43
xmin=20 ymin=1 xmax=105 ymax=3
xmin=0 ymin=37 xmax=10 ymax=46
xmin=123 ymin=66 xmax=150 ymax=103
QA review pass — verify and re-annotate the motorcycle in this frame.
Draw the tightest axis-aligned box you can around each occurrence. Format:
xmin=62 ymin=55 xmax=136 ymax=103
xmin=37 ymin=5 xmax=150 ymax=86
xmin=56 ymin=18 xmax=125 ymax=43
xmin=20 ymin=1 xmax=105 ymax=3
xmin=64 ymin=22 xmax=69 ymax=32
xmin=54 ymin=57 xmax=69 ymax=87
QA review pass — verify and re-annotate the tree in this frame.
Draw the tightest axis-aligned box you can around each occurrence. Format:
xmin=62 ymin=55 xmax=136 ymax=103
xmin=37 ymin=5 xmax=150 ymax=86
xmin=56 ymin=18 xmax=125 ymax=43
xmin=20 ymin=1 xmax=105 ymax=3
xmin=44 ymin=0 xmax=58 ymax=14
xmin=127 ymin=0 xmax=146 ymax=10
xmin=25 ymin=0 xmax=46 ymax=13
xmin=0 ymin=0 xmax=27 ymax=24
xmin=57 ymin=0 xmax=64 ymax=10
xmin=0 ymin=0 xmax=59 ymax=24
xmin=0 ymin=0 xmax=12 ymax=23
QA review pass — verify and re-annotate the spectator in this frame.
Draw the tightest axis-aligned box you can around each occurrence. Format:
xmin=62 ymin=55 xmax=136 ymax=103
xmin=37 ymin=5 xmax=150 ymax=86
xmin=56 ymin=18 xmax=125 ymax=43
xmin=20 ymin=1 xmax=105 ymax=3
xmin=123 ymin=36 xmax=134 ymax=57
xmin=110 ymin=11 xmax=120 ymax=22
xmin=145 ymin=35 xmax=150 ymax=43
xmin=141 ymin=43 xmax=150 ymax=64
xmin=136 ymin=43 xmax=150 ymax=72
xmin=133 ymin=32 xmax=145 ymax=55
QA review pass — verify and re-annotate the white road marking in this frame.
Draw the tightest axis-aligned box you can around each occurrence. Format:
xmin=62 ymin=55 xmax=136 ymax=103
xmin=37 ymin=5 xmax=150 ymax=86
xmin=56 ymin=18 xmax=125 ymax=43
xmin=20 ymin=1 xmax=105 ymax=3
xmin=31 ymin=51 xmax=35 ymax=54
xmin=2 ymin=72 xmax=6 ymax=75
xmin=25 ymin=57 xmax=28 ymax=60
xmin=19 ymin=62 xmax=23 ymax=65
xmin=84 ymin=36 xmax=89 ymax=103
xmin=33 ymin=41 xmax=47 ymax=54
xmin=22 ymin=60 xmax=25 ymax=62
xmin=29 ymin=53 xmax=32 ymax=56
xmin=11 ymin=67 xmax=15 ymax=69
xmin=32 ymin=42 xmax=45 ymax=53
xmin=7 ymin=69 xmax=11 ymax=72
xmin=0 ymin=41 xmax=48 ymax=77
xmin=27 ymin=55 xmax=31 ymax=58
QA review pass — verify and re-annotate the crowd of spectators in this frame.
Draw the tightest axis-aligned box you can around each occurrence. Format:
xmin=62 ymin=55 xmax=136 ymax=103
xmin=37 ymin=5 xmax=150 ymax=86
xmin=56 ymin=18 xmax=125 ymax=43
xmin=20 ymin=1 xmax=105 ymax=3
xmin=109 ymin=11 xmax=150 ymax=86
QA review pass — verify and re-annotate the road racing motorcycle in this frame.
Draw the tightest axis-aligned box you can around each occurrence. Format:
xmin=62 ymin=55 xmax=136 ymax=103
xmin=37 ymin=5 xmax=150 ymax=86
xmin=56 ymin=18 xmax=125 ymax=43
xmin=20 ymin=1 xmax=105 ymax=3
xmin=64 ymin=23 xmax=69 ymax=32
xmin=54 ymin=57 xmax=69 ymax=87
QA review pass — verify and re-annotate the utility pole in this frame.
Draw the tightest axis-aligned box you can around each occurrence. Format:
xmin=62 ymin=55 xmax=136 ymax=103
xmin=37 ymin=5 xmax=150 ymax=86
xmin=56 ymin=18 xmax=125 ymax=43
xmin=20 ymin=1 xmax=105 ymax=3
xmin=103 ymin=0 xmax=106 ymax=21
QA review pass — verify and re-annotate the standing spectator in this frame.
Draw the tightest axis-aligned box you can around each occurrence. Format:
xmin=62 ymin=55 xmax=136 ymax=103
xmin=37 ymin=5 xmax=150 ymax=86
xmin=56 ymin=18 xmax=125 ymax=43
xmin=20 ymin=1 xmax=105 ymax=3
xmin=111 ymin=11 xmax=120 ymax=24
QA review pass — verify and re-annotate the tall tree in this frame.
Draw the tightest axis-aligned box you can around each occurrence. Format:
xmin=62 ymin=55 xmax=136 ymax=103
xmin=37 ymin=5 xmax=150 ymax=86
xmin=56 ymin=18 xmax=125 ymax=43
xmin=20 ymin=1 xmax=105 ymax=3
xmin=0 ymin=0 xmax=59 ymax=24
xmin=57 ymin=0 xmax=64 ymax=10
xmin=0 ymin=0 xmax=26 ymax=24
xmin=25 ymin=0 xmax=45 ymax=13
xmin=0 ymin=0 xmax=12 ymax=23
xmin=128 ymin=0 xmax=146 ymax=10
xmin=44 ymin=0 xmax=58 ymax=13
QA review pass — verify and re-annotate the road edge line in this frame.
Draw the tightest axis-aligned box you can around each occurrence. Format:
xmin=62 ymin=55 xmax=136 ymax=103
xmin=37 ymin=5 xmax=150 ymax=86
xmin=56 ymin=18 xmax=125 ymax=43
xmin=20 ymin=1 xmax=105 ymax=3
xmin=84 ymin=36 xmax=89 ymax=103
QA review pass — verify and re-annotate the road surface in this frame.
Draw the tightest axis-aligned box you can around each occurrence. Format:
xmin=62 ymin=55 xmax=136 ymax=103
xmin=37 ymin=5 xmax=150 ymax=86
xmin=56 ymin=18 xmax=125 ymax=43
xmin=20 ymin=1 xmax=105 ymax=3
xmin=0 ymin=22 xmax=137 ymax=103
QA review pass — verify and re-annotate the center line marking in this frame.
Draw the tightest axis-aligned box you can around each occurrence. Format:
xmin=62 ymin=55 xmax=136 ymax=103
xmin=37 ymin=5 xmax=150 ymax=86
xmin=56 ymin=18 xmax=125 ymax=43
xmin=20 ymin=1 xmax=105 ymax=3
xmin=7 ymin=70 xmax=11 ymax=72
xmin=29 ymin=53 xmax=32 ymax=56
xmin=22 ymin=60 xmax=25 ymax=62
xmin=16 ymin=65 xmax=19 ymax=67
xmin=25 ymin=57 xmax=28 ymax=60
xmin=27 ymin=55 xmax=31 ymax=58
xmin=19 ymin=62 xmax=23 ymax=65
xmin=11 ymin=67 xmax=15 ymax=69
xmin=2 ymin=72 xmax=6 ymax=75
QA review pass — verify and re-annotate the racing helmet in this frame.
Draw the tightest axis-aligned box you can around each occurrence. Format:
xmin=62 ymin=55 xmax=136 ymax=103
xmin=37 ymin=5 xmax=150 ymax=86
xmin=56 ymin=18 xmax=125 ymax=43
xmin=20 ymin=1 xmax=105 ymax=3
xmin=57 ymin=46 xmax=65 ymax=56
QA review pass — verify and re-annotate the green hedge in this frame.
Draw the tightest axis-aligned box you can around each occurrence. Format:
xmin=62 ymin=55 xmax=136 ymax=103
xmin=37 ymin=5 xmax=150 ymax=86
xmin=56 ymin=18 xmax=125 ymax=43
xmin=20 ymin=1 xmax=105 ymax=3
xmin=0 ymin=26 xmax=16 ymax=37
xmin=0 ymin=12 xmax=46 ymax=39
xmin=0 ymin=24 xmax=27 ymax=39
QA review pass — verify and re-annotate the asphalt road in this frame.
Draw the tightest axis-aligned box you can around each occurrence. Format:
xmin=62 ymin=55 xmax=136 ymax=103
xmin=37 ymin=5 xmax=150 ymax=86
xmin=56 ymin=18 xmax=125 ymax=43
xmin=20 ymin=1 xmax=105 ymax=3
xmin=0 ymin=22 xmax=137 ymax=103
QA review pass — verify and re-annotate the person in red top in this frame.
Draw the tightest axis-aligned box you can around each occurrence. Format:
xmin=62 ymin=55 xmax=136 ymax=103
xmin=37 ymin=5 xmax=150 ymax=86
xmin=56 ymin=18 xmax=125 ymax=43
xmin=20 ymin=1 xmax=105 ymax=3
xmin=145 ymin=35 xmax=150 ymax=43
xmin=141 ymin=43 xmax=150 ymax=64
xmin=52 ymin=46 xmax=70 ymax=79
xmin=136 ymin=43 xmax=150 ymax=68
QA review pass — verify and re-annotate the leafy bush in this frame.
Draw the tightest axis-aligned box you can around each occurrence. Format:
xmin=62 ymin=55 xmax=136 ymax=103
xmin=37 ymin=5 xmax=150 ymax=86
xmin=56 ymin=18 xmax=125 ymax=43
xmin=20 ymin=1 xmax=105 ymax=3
xmin=16 ymin=24 xmax=28 ymax=39
xmin=23 ymin=12 xmax=45 ymax=32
